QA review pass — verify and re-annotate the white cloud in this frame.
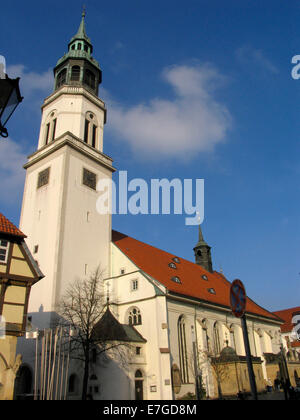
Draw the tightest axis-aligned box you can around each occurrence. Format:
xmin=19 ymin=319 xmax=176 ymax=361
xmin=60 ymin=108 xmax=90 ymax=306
xmin=106 ymin=63 xmax=231 ymax=159
xmin=236 ymin=46 xmax=279 ymax=75
xmin=7 ymin=64 xmax=53 ymax=97
xmin=0 ymin=138 xmax=27 ymax=204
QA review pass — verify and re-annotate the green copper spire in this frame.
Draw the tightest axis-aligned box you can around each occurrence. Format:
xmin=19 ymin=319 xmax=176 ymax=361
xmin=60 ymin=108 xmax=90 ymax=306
xmin=70 ymin=8 xmax=92 ymax=46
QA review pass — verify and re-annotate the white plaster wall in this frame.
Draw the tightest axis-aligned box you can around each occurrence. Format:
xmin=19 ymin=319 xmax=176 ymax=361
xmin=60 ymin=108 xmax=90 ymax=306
xmin=19 ymin=148 xmax=66 ymax=314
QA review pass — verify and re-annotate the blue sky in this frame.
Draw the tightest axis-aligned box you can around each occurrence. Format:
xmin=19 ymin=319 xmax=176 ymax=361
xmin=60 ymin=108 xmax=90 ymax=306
xmin=0 ymin=0 xmax=299 ymax=311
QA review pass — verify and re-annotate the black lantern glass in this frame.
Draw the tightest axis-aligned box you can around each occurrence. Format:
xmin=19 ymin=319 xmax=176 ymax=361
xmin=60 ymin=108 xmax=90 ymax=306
xmin=0 ymin=77 xmax=23 ymax=138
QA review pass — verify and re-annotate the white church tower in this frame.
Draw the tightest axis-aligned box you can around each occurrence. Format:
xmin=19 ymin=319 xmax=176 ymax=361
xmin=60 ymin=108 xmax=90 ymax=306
xmin=19 ymin=12 xmax=115 ymax=326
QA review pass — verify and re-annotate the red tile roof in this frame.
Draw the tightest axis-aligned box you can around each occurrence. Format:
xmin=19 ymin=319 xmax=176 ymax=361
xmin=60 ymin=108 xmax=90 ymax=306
xmin=273 ymin=307 xmax=300 ymax=333
xmin=0 ymin=213 xmax=26 ymax=238
xmin=112 ymin=231 xmax=280 ymax=322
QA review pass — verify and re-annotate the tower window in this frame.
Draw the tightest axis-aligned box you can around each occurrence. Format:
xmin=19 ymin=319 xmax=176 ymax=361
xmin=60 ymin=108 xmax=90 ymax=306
xmin=71 ymin=66 xmax=80 ymax=82
xmin=45 ymin=123 xmax=50 ymax=145
xmin=83 ymin=168 xmax=97 ymax=191
xmin=52 ymin=118 xmax=57 ymax=141
xmin=84 ymin=69 xmax=96 ymax=90
xmin=78 ymin=43 xmax=82 ymax=50
xmin=84 ymin=119 xmax=90 ymax=144
xmin=84 ymin=45 xmax=88 ymax=53
xmin=92 ymin=125 xmax=97 ymax=148
xmin=71 ymin=44 xmax=75 ymax=50
xmin=37 ymin=168 xmax=50 ymax=189
xmin=56 ymin=68 xmax=67 ymax=89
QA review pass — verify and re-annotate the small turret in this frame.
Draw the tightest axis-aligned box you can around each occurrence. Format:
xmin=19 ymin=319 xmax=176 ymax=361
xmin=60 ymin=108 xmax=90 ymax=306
xmin=193 ymin=225 xmax=213 ymax=273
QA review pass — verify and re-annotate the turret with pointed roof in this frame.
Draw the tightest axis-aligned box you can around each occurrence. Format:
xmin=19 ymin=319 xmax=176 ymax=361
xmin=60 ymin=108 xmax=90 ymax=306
xmin=193 ymin=224 xmax=213 ymax=272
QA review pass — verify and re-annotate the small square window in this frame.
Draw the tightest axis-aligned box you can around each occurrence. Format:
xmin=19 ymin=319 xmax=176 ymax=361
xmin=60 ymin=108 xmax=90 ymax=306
xmin=136 ymin=347 xmax=141 ymax=356
xmin=34 ymin=245 xmax=39 ymax=254
xmin=37 ymin=168 xmax=50 ymax=189
xmin=83 ymin=168 xmax=97 ymax=190
xmin=120 ymin=268 xmax=126 ymax=275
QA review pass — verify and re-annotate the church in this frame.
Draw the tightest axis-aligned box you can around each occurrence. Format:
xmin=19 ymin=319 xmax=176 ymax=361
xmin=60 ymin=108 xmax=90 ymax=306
xmin=15 ymin=13 xmax=300 ymax=400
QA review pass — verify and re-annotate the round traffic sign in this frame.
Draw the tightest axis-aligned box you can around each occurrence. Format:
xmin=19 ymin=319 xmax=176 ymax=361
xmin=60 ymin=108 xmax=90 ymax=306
xmin=230 ymin=279 xmax=247 ymax=318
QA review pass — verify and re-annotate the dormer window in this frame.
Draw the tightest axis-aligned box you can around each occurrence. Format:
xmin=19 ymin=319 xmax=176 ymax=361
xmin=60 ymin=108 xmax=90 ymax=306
xmin=0 ymin=240 xmax=9 ymax=263
xmin=169 ymin=262 xmax=177 ymax=269
xmin=208 ymin=288 xmax=216 ymax=295
xmin=173 ymin=257 xmax=180 ymax=264
xmin=171 ymin=276 xmax=181 ymax=284
xmin=202 ymin=275 xmax=208 ymax=281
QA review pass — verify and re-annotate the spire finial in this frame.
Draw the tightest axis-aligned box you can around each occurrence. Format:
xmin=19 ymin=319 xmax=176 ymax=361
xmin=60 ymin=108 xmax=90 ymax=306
xmin=82 ymin=4 xmax=86 ymax=18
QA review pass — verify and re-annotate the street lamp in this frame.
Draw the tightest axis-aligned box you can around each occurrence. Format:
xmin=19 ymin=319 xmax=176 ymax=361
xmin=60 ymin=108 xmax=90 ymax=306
xmin=0 ymin=76 xmax=23 ymax=138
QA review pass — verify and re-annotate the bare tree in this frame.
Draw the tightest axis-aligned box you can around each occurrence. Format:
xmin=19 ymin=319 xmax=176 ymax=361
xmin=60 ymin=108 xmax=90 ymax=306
xmin=56 ymin=267 xmax=127 ymax=400
xmin=197 ymin=348 xmax=230 ymax=400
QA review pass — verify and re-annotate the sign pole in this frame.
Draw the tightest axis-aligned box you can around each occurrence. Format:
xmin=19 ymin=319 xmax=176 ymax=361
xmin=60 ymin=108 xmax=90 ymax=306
xmin=230 ymin=279 xmax=258 ymax=400
xmin=241 ymin=315 xmax=258 ymax=400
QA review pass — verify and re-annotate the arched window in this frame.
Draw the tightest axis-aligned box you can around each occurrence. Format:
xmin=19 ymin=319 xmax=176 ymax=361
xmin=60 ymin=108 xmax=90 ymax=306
xmin=213 ymin=322 xmax=221 ymax=355
xmin=84 ymin=45 xmax=88 ymax=53
xmin=44 ymin=111 xmax=58 ymax=145
xmin=78 ymin=43 xmax=82 ymax=50
xmin=135 ymin=370 xmax=144 ymax=400
xmin=83 ymin=112 xmax=98 ymax=148
xmin=178 ymin=315 xmax=189 ymax=384
xmin=68 ymin=374 xmax=78 ymax=394
xmin=201 ymin=319 xmax=210 ymax=353
xmin=71 ymin=66 xmax=80 ymax=82
xmin=230 ymin=325 xmax=236 ymax=351
xmin=128 ymin=307 xmax=142 ymax=326
xmin=56 ymin=68 xmax=67 ymax=89
xmin=14 ymin=365 xmax=32 ymax=397
xmin=84 ymin=69 xmax=96 ymax=90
